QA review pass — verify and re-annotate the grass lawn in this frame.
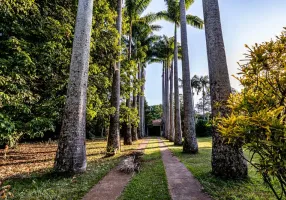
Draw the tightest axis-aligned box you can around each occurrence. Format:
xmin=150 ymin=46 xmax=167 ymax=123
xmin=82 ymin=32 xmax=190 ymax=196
xmin=164 ymin=137 xmax=277 ymax=200
xmin=119 ymin=138 xmax=171 ymax=200
xmin=1 ymin=139 xmax=140 ymax=200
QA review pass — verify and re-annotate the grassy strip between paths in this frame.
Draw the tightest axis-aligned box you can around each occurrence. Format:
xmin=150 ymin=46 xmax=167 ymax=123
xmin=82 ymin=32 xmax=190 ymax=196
xmin=164 ymin=137 xmax=277 ymax=200
xmin=119 ymin=138 xmax=171 ymax=200
xmin=3 ymin=140 xmax=141 ymax=200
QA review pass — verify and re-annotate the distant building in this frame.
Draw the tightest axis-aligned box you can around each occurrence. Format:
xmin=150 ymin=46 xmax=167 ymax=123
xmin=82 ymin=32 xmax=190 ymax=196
xmin=147 ymin=119 xmax=163 ymax=136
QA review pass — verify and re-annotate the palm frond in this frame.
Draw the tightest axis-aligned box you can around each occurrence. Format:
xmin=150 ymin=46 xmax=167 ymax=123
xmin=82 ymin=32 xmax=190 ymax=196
xmin=156 ymin=11 xmax=174 ymax=23
xmin=186 ymin=15 xmax=204 ymax=29
xmin=134 ymin=0 xmax=152 ymax=15
xmin=142 ymin=12 xmax=161 ymax=23
xmin=185 ymin=0 xmax=195 ymax=9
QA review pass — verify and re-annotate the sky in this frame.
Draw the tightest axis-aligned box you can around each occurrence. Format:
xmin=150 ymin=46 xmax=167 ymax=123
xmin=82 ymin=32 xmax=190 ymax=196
xmin=143 ymin=0 xmax=286 ymax=105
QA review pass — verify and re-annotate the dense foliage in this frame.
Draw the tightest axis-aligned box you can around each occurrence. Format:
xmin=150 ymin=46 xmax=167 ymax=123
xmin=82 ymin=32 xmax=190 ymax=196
xmin=145 ymin=104 xmax=163 ymax=125
xmin=217 ymin=29 xmax=286 ymax=199
xmin=0 ymin=0 xmax=123 ymax=146
xmin=0 ymin=0 xmax=76 ymax=146
xmin=0 ymin=0 xmax=157 ymax=146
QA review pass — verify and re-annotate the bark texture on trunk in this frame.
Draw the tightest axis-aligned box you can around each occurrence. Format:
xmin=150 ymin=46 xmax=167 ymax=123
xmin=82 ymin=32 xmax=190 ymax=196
xmin=180 ymin=0 xmax=198 ymax=153
xmin=107 ymin=0 xmax=122 ymax=154
xmin=131 ymin=64 xmax=139 ymax=141
xmin=140 ymin=67 xmax=146 ymax=137
xmin=124 ymin=20 xmax=133 ymax=145
xmin=165 ymin=62 xmax=170 ymax=139
xmin=162 ymin=64 xmax=165 ymax=137
xmin=169 ymin=62 xmax=174 ymax=142
xmin=203 ymin=0 xmax=247 ymax=178
xmin=138 ymin=63 xmax=142 ymax=138
xmin=202 ymin=87 xmax=205 ymax=119
xmin=131 ymin=92 xmax=138 ymax=141
xmin=174 ymin=26 xmax=183 ymax=146
xmin=54 ymin=0 xmax=93 ymax=173
xmin=124 ymin=97 xmax=132 ymax=144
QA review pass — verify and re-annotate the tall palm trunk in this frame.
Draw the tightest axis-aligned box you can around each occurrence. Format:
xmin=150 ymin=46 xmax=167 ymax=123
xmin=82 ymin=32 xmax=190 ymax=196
xmin=165 ymin=61 xmax=170 ymax=139
xmin=132 ymin=63 xmax=140 ymax=141
xmin=203 ymin=0 xmax=247 ymax=178
xmin=140 ymin=66 xmax=146 ymax=137
xmin=162 ymin=63 xmax=165 ymax=136
xmin=124 ymin=21 xmax=133 ymax=145
xmin=202 ymin=86 xmax=205 ymax=119
xmin=132 ymin=89 xmax=138 ymax=141
xmin=107 ymin=0 xmax=122 ymax=154
xmin=180 ymin=0 xmax=198 ymax=153
xmin=169 ymin=61 xmax=174 ymax=141
xmin=138 ymin=63 xmax=142 ymax=138
xmin=174 ymin=25 xmax=183 ymax=145
xmin=54 ymin=0 xmax=93 ymax=172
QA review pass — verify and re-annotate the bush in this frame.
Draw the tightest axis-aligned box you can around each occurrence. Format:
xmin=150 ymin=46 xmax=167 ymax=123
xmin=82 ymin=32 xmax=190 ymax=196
xmin=217 ymin=28 xmax=286 ymax=199
xmin=195 ymin=119 xmax=211 ymax=137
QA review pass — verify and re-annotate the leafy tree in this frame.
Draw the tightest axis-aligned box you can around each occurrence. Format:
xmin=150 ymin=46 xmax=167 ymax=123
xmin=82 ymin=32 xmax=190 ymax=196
xmin=123 ymin=0 xmax=154 ymax=145
xmin=0 ymin=0 xmax=76 ymax=147
xmin=203 ymin=0 xmax=248 ymax=178
xmin=145 ymin=105 xmax=163 ymax=126
xmin=218 ymin=29 xmax=286 ymax=198
xmin=107 ymin=0 xmax=122 ymax=155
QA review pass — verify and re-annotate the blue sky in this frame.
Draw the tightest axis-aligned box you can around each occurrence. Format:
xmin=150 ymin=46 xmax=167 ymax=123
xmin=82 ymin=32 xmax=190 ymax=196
xmin=143 ymin=0 xmax=286 ymax=105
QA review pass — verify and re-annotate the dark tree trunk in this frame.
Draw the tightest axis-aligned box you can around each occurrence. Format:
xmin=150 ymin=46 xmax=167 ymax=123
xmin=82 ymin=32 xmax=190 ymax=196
xmin=131 ymin=80 xmax=138 ymax=141
xmin=174 ymin=25 xmax=183 ymax=145
xmin=202 ymin=86 xmax=205 ymax=119
xmin=162 ymin=63 xmax=165 ymax=136
xmin=54 ymin=0 xmax=93 ymax=173
xmin=169 ymin=62 xmax=174 ymax=142
xmin=203 ymin=0 xmax=248 ymax=178
xmin=107 ymin=0 xmax=122 ymax=154
xmin=180 ymin=0 xmax=198 ymax=153
xmin=138 ymin=63 xmax=142 ymax=138
xmin=124 ymin=20 xmax=133 ymax=145
xmin=140 ymin=66 xmax=146 ymax=137
xmin=165 ymin=62 xmax=170 ymax=139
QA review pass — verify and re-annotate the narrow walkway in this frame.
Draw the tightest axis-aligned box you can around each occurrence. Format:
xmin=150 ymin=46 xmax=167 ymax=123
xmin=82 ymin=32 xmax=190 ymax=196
xmin=82 ymin=139 xmax=149 ymax=200
xmin=158 ymin=138 xmax=211 ymax=200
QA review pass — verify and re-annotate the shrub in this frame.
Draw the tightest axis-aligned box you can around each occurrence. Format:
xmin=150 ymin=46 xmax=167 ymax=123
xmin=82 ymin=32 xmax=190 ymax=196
xmin=195 ymin=119 xmax=211 ymax=137
xmin=217 ymin=28 xmax=286 ymax=199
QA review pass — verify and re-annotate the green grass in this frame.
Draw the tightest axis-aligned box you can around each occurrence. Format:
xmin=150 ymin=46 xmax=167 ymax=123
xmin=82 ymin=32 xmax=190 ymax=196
xmin=4 ymin=140 xmax=140 ymax=200
xmin=164 ymin=137 xmax=277 ymax=200
xmin=119 ymin=138 xmax=171 ymax=200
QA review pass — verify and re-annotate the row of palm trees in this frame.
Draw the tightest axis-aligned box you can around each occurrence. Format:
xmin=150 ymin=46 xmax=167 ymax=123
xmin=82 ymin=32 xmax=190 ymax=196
xmin=54 ymin=0 xmax=248 ymax=179
xmin=157 ymin=0 xmax=248 ymax=178
xmin=157 ymin=0 xmax=204 ymax=150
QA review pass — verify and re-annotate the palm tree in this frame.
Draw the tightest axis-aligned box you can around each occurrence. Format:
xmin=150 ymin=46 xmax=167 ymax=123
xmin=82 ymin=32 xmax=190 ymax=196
xmin=157 ymin=0 xmax=203 ymax=146
xmin=152 ymin=36 xmax=179 ymax=140
xmin=202 ymin=0 xmax=248 ymax=178
xmin=54 ymin=0 xmax=93 ymax=172
xmin=131 ymin=17 xmax=161 ymax=139
xmin=199 ymin=75 xmax=209 ymax=119
xmin=169 ymin=61 xmax=174 ymax=142
xmin=124 ymin=0 xmax=156 ymax=144
xmin=191 ymin=75 xmax=202 ymax=95
xmin=107 ymin=0 xmax=122 ymax=154
xmin=179 ymin=0 xmax=202 ymax=153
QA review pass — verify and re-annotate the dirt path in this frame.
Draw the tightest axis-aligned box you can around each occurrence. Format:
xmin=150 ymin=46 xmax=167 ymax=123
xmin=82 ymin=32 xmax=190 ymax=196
xmin=158 ymin=138 xmax=211 ymax=200
xmin=82 ymin=139 xmax=149 ymax=200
